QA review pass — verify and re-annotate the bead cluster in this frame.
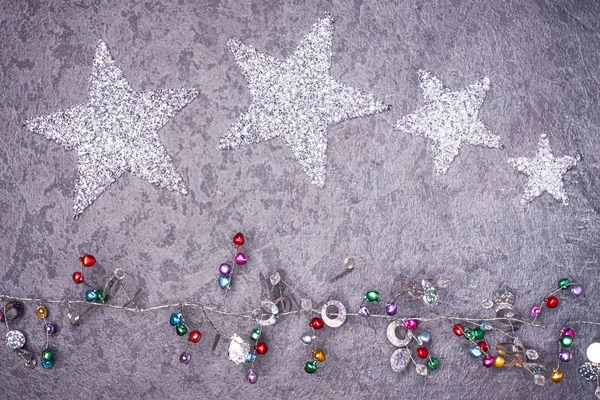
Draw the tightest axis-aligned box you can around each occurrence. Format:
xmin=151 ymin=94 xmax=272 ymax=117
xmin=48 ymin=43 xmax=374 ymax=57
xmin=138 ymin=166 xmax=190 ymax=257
xmin=302 ymin=317 xmax=326 ymax=374
xmin=453 ymin=322 xmax=500 ymax=369
xmin=246 ymin=327 xmax=268 ymax=384
xmin=218 ymin=232 xmax=247 ymax=291
xmin=35 ymin=305 xmax=56 ymax=369
xmin=2 ymin=301 xmax=39 ymax=369
xmin=388 ymin=318 xmax=439 ymax=375
xmin=169 ymin=312 xmax=202 ymax=364
xmin=529 ymin=278 xmax=582 ymax=319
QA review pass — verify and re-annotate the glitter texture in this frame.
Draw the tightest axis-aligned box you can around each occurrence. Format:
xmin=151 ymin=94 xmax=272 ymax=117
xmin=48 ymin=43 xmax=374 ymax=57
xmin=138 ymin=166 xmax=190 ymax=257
xmin=6 ymin=330 xmax=26 ymax=350
xmin=218 ymin=14 xmax=390 ymax=187
xmin=396 ymin=70 xmax=502 ymax=174
xmin=508 ymin=134 xmax=581 ymax=205
xmin=25 ymin=40 xmax=198 ymax=218
xmin=228 ymin=334 xmax=251 ymax=365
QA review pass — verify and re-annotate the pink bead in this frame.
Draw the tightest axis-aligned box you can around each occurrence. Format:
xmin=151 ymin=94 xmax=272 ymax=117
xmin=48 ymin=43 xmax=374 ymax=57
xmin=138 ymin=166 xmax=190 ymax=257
xmin=482 ymin=355 xmax=495 ymax=368
xmin=404 ymin=319 xmax=418 ymax=331
xmin=560 ymin=328 xmax=575 ymax=339
xmin=235 ymin=253 xmax=247 ymax=265
xmin=529 ymin=305 xmax=542 ymax=318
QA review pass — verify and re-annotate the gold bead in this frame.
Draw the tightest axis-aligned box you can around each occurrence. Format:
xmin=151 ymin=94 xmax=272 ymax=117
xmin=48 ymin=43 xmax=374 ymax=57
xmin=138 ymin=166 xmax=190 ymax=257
xmin=312 ymin=349 xmax=326 ymax=362
xmin=550 ymin=369 xmax=563 ymax=383
xmin=493 ymin=355 xmax=505 ymax=368
xmin=35 ymin=305 xmax=48 ymax=319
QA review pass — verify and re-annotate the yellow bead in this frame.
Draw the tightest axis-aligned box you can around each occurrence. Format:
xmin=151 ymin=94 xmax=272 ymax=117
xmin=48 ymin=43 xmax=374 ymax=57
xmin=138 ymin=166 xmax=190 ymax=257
xmin=312 ymin=349 xmax=326 ymax=362
xmin=493 ymin=356 xmax=505 ymax=368
xmin=550 ymin=369 xmax=563 ymax=383
xmin=35 ymin=306 xmax=48 ymax=319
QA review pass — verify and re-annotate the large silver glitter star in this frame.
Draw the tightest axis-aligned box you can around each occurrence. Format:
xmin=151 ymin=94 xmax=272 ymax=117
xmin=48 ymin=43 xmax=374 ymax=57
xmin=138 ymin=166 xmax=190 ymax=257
xmin=218 ymin=15 xmax=390 ymax=187
xmin=508 ymin=134 xmax=581 ymax=205
xmin=26 ymin=40 xmax=198 ymax=218
xmin=396 ymin=70 xmax=503 ymax=174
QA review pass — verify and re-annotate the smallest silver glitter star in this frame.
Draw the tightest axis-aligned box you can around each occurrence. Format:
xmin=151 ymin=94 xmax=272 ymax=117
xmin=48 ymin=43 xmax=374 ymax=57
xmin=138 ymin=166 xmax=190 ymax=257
xmin=508 ymin=134 xmax=582 ymax=205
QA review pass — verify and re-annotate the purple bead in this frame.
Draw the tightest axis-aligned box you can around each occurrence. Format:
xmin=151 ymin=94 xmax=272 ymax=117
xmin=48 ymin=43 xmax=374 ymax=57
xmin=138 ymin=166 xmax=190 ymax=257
xmin=385 ymin=302 xmax=397 ymax=316
xmin=560 ymin=328 xmax=575 ymax=339
xmin=571 ymin=285 xmax=583 ymax=297
xmin=235 ymin=253 xmax=247 ymax=265
xmin=179 ymin=351 xmax=191 ymax=364
xmin=358 ymin=306 xmax=370 ymax=318
xmin=247 ymin=369 xmax=258 ymax=384
xmin=219 ymin=263 xmax=232 ymax=275
xmin=558 ymin=349 xmax=572 ymax=362
xmin=405 ymin=319 xmax=418 ymax=331
xmin=482 ymin=355 xmax=495 ymax=367
xmin=529 ymin=305 xmax=542 ymax=318
xmin=44 ymin=322 xmax=55 ymax=335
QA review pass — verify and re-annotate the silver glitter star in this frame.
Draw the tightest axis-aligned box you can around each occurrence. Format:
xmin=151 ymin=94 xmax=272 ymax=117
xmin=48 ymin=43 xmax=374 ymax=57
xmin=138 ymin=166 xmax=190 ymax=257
xmin=218 ymin=15 xmax=390 ymax=187
xmin=396 ymin=70 xmax=503 ymax=174
xmin=508 ymin=134 xmax=581 ymax=205
xmin=25 ymin=40 xmax=198 ymax=218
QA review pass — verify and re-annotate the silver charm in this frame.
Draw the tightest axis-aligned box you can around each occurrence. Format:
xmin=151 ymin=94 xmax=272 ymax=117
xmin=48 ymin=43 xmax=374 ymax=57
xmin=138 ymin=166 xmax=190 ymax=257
xmin=219 ymin=15 xmax=390 ymax=187
xmin=320 ymin=300 xmax=347 ymax=328
xmin=25 ymin=40 xmax=198 ymax=218
xmin=390 ymin=348 xmax=411 ymax=373
xmin=252 ymin=300 xmax=279 ymax=326
xmin=6 ymin=330 xmax=26 ymax=350
xmin=387 ymin=320 xmax=411 ymax=347
xmin=228 ymin=334 xmax=251 ymax=365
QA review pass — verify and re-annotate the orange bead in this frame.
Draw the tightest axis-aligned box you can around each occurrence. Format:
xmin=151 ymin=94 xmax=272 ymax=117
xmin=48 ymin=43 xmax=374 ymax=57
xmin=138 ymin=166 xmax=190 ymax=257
xmin=312 ymin=349 xmax=326 ymax=362
xmin=35 ymin=306 xmax=48 ymax=319
xmin=550 ymin=369 xmax=563 ymax=383
xmin=493 ymin=355 xmax=505 ymax=368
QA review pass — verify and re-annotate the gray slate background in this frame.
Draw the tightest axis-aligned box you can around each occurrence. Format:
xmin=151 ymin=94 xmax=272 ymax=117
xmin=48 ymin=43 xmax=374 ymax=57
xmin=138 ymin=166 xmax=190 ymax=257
xmin=1 ymin=0 xmax=600 ymax=399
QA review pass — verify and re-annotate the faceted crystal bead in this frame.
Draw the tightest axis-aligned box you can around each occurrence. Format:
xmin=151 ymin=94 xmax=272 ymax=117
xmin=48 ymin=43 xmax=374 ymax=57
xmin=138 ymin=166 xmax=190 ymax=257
xmin=526 ymin=349 xmax=539 ymax=360
xmin=533 ymin=374 xmax=546 ymax=386
xmin=390 ymin=348 xmax=411 ymax=373
xmin=415 ymin=364 xmax=428 ymax=376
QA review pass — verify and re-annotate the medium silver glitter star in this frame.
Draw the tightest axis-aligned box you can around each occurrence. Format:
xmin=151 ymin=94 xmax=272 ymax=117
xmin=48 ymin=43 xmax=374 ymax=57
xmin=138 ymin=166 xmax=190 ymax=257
xmin=218 ymin=15 xmax=390 ymax=187
xmin=508 ymin=134 xmax=581 ymax=205
xmin=396 ymin=70 xmax=503 ymax=174
xmin=25 ymin=40 xmax=198 ymax=218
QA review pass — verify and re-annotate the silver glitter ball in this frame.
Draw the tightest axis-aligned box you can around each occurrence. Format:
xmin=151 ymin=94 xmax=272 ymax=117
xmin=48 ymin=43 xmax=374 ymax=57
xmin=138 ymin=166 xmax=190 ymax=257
xmin=228 ymin=334 xmax=251 ymax=365
xmin=6 ymin=330 xmax=26 ymax=349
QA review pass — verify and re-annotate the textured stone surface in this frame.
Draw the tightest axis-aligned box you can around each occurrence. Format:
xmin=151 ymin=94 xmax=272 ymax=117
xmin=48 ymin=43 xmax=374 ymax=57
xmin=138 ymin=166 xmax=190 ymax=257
xmin=1 ymin=0 xmax=600 ymax=399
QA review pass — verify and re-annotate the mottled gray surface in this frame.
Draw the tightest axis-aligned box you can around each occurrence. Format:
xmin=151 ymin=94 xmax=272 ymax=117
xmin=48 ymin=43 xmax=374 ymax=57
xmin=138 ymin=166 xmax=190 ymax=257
xmin=1 ymin=0 xmax=600 ymax=399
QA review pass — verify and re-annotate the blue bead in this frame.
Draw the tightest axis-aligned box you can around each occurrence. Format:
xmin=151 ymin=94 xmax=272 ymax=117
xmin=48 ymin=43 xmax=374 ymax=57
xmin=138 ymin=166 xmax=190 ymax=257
xmin=218 ymin=275 xmax=231 ymax=290
xmin=418 ymin=330 xmax=431 ymax=345
xmin=85 ymin=289 xmax=98 ymax=302
xmin=41 ymin=359 xmax=53 ymax=369
xmin=469 ymin=345 xmax=483 ymax=359
xmin=245 ymin=353 xmax=256 ymax=363
xmin=169 ymin=313 xmax=182 ymax=327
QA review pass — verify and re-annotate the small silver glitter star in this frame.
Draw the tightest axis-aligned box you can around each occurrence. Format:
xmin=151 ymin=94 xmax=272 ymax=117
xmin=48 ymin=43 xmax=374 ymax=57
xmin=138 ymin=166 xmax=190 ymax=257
xmin=508 ymin=134 xmax=581 ymax=205
xmin=26 ymin=40 xmax=198 ymax=218
xmin=218 ymin=15 xmax=390 ymax=187
xmin=396 ymin=70 xmax=503 ymax=174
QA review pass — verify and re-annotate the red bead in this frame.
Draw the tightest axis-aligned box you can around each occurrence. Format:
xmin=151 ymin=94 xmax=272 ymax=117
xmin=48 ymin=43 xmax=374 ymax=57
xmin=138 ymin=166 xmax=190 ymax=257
xmin=233 ymin=232 xmax=245 ymax=248
xmin=544 ymin=296 xmax=559 ymax=308
xmin=188 ymin=330 xmax=201 ymax=343
xmin=477 ymin=341 xmax=489 ymax=352
xmin=452 ymin=323 xmax=465 ymax=336
xmin=79 ymin=254 xmax=96 ymax=267
xmin=416 ymin=346 xmax=428 ymax=359
xmin=254 ymin=342 xmax=268 ymax=355
xmin=309 ymin=317 xmax=325 ymax=330
xmin=72 ymin=271 xmax=84 ymax=284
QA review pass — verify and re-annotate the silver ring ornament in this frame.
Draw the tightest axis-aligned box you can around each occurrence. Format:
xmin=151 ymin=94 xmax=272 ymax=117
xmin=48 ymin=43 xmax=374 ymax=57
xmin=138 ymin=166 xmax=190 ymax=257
xmin=252 ymin=300 xmax=279 ymax=326
xmin=387 ymin=320 xmax=411 ymax=347
xmin=320 ymin=300 xmax=347 ymax=328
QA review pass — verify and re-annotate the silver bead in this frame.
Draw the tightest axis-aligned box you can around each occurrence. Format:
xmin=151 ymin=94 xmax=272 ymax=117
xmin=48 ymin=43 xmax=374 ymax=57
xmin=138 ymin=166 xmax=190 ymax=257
xmin=6 ymin=330 xmax=26 ymax=349
xmin=301 ymin=332 xmax=315 ymax=345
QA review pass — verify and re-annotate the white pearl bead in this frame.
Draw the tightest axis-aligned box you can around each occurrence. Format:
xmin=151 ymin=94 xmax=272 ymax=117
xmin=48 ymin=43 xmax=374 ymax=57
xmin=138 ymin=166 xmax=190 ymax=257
xmin=586 ymin=342 xmax=600 ymax=363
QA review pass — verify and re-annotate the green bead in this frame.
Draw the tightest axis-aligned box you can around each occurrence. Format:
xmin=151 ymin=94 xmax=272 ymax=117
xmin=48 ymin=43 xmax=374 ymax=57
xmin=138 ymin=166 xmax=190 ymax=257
xmin=558 ymin=278 xmax=570 ymax=290
xmin=473 ymin=328 xmax=484 ymax=340
xmin=96 ymin=289 xmax=107 ymax=303
xmin=250 ymin=328 xmax=262 ymax=341
xmin=364 ymin=290 xmax=380 ymax=303
xmin=463 ymin=329 xmax=475 ymax=340
xmin=427 ymin=357 xmax=439 ymax=370
xmin=42 ymin=348 xmax=53 ymax=362
xmin=176 ymin=323 xmax=188 ymax=336
xmin=304 ymin=360 xmax=318 ymax=374
xmin=560 ymin=335 xmax=573 ymax=347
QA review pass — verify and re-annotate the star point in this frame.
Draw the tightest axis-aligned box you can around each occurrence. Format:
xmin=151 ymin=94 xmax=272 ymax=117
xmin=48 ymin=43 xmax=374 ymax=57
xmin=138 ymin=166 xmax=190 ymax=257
xmin=396 ymin=71 xmax=501 ymax=175
xmin=508 ymin=134 xmax=581 ymax=205
xmin=219 ymin=15 xmax=390 ymax=187
xmin=25 ymin=40 xmax=198 ymax=218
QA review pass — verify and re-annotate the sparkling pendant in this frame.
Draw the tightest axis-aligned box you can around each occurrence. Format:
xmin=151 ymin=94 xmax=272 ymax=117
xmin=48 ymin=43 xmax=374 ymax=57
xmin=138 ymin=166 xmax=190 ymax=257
xmin=228 ymin=334 xmax=251 ymax=365
xmin=6 ymin=330 xmax=26 ymax=349
xmin=390 ymin=348 xmax=411 ymax=373
xmin=415 ymin=364 xmax=428 ymax=376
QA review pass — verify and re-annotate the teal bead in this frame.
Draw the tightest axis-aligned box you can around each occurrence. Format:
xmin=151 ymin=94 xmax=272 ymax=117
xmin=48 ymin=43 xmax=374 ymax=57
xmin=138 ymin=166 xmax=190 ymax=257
xmin=463 ymin=328 xmax=475 ymax=340
xmin=218 ymin=275 xmax=231 ymax=290
xmin=85 ymin=289 xmax=98 ymax=302
xmin=41 ymin=359 xmax=53 ymax=369
xmin=469 ymin=345 xmax=482 ymax=359
xmin=473 ymin=328 xmax=484 ymax=340
xmin=364 ymin=290 xmax=380 ymax=303
xmin=304 ymin=360 xmax=318 ymax=374
xmin=250 ymin=328 xmax=262 ymax=341
xmin=246 ymin=353 xmax=256 ymax=363
xmin=169 ymin=313 xmax=182 ymax=326
xmin=176 ymin=323 xmax=188 ymax=336
xmin=42 ymin=348 xmax=53 ymax=362
xmin=558 ymin=278 xmax=570 ymax=290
